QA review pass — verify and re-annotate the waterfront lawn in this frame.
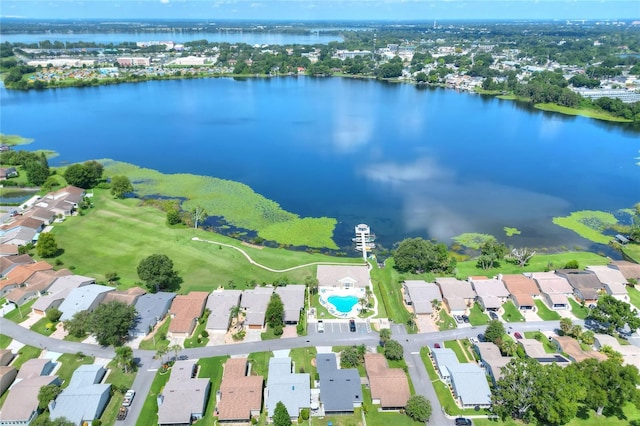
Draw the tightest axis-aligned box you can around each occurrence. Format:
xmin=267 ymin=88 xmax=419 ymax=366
xmin=290 ymin=347 xmax=317 ymax=378
xmin=3 ymin=300 xmax=35 ymax=323
xmin=469 ymin=302 xmax=489 ymax=326
xmin=248 ymin=351 xmax=273 ymax=380
xmin=569 ymin=298 xmax=590 ymax=319
xmin=622 ymin=243 xmax=640 ymax=264
xmin=501 ymin=301 xmax=525 ymax=323
xmin=138 ymin=318 xmax=171 ymax=351
xmin=369 ymin=259 xmax=412 ymax=327
xmin=627 ymin=286 xmax=640 ymax=310
xmin=437 ymin=310 xmax=457 ymax=331
xmin=0 ymin=334 xmax=11 ymax=349
xmin=56 ymin=353 xmax=95 ymax=388
xmin=444 ymin=340 xmax=470 ymax=363
xmin=523 ymin=332 xmax=557 ymax=354
xmin=534 ymin=300 xmax=561 ymax=320
xmin=30 ymin=317 xmax=57 ymax=336
xmin=52 ymin=188 xmax=360 ymax=289
xmin=454 ymin=252 xmax=609 ymax=280
xmin=101 ymin=360 xmax=137 ymax=426
xmin=11 ymin=345 xmax=41 ymax=369
xmin=135 ymin=369 xmax=171 ymax=426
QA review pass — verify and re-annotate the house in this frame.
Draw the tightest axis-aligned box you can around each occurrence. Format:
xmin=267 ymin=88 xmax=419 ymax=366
xmin=609 ymin=260 xmax=640 ymax=281
xmin=316 ymin=265 xmax=370 ymax=289
xmin=529 ymin=272 xmax=573 ymax=310
xmin=555 ymin=269 xmax=604 ymax=305
xmin=275 ymin=285 xmax=306 ymax=324
xmin=58 ymin=284 xmax=115 ymax=321
xmin=49 ymin=365 xmax=111 ymax=426
xmin=6 ymin=269 xmax=72 ymax=306
xmin=0 ymin=217 xmax=45 ymax=235
xmin=593 ymin=334 xmax=640 ymax=370
xmin=469 ymin=277 xmax=509 ymax=311
xmin=585 ymin=265 xmax=629 ymax=301
xmin=36 ymin=186 xmax=85 ymax=217
xmin=0 ymin=244 xmax=19 ymax=257
xmin=16 ymin=358 xmax=55 ymax=380
xmin=364 ymin=353 xmax=410 ymax=410
xmin=551 ymin=336 xmax=608 ymax=363
xmin=101 ymin=286 xmax=146 ymax=306
xmin=205 ymin=290 xmax=242 ymax=332
xmin=130 ymin=292 xmax=175 ymax=337
xmin=241 ymin=287 xmax=273 ymax=329
xmin=266 ymin=357 xmax=310 ymax=420
xmin=403 ymin=280 xmax=443 ymax=317
xmin=0 ymin=255 xmax=34 ymax=278
xmin=167 ymin=291 xmax=209 ymax=338
xmin=157 ymin=360 xmax=211 ymax=425
xmin=31 ymin=274 xmax=96 ymax=316
xmin=0 ymin=228 xmax=37 ymax=246
xmin=0 ymin=375 xmax=60 ymax=425
xmin=0 ymin=261 xmax=53 ymax=297
xmin=27 ymin=207 xmax=57 ymax=226
xmin=0 ymin=167 xmax=18 ymax=180
xmin=430 ymin=348 xmax=491 ymax=408
xmin=435 ymin=277 xmax=476 ymax=315
xmin=500 ymin=274 xmax=540 ymax=310
xmin=217 ymin=358 xmax=264 ymax=422
xmin=517 ymin=338 xmax=571 ymax=366
xmin=474 ymin=342 xmax=512 ymax=383
xmin=0 ymin=366 xmax=17 ymax=397
xmin=0 ymin=350 xmax=14 ymax=367
xmin=316 ymin=353 xmax=362 ymax=414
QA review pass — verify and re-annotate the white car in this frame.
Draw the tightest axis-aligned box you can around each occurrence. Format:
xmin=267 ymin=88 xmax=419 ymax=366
xmin=122 ymin=390 xmax=135 ymax=407
xmin=317 ymin=320 xmax=325 ymax=333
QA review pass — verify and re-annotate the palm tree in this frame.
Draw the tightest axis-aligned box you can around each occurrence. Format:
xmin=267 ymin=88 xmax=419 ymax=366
xmin=229 ymin=305 xmax=242 ymax=327
xmin=169 ymin=344 xmax=182 ymax=361
xmin=500 ymin=339 xmax=517 ymax=357
xmin=379 ymin=328 xmax=392 ymax=346
xmin=114 ymin=346 xmax=134 ymax=374
xmin=155 ymin=347 xmax=168 ymax=365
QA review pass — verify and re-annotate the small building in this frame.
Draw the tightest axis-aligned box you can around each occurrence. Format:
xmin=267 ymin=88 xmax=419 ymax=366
xmin=0 ymin=244 xmax=19 ymax=257
xmin=0 ymin=375 xmax=60 ymax=425
xmin=316 ymin=265 xmax=370 ymax=289
xmin=609 ymin=260 xmax=640 ymax=281
xmin=157 ymin=360 xmax=211 ymax=425
xmin=16 ymin=358 xmax=55 ymax=380
xmin=430 ymin=348 xmax=491 ymax=408
xmin=0 ymin=350 xmax=14 ymax=367
xmin=167 ymin=291 xmax=209 ymax=338
xmin=551 ymin=336 xmax=608 ymax=363
xmin=0 ymin=261 xmax=53 ymax=297
xmin=101 ymin=286 xmax=146 ymax=306
xmin=364 ymin=353 xmax=410 ymax=410
xmin=205 ymin=289 xmax=242 ymax=332
xmin=217 ymin=358 xmax=264 ymax=422
xmin=241 ymin=287 xmax=273 ymax=330
xmin=130 ymin=292 xmax=176 ymax=337
xmin=500 ymin=274 xmax=540 ymax=310
xmin=58 ymin=284 xmax=115 ymax=321
xmin=0 ymin=366 xmax=17 ymax=397
xmin=474 ymin=342 xmax=512 ymax=383
xmin=585 ymin=265 xmax=629 ymax=301
xmin=49 ymin=365 xmax=111 ymax=426
xmin=403 ymin=280 xmax=443 ymax=317
xmin=470 ymin=277 xmax=509 ymax=311
xmin=529 ymin=272 xmax=573 ymax=310
xmin=593 ymin=333 xmax=640 ymax=370
xmin=316 ymin=353 xmax=362 ymax=414
xmin=0 ymin=255 xmax=35 ymax=278
xmin=266 ymin=357 xmax=310 ymax=420
xmin=36 ymin=186 xmax=85 ymax=217
xmin=555 ymin=269 xmax=604 ymax=305
xmin=517 ymin=338 xmax=571 ymax=366
xmin=275 ymin=285 xmax=306 ymax=324
xmin=435 ymin=277 xmax=476 ymax=315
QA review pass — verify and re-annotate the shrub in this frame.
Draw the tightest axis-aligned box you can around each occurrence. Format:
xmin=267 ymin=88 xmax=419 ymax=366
xmin=564 ymin=260 xmax=579 ymax=269
xmin=201 ymin=330 xmax=209 ymax=338
xmin=273 ymin=325 xmax=284 ymax=336
xmin=300 ymin=408 xmax=310 ymax=420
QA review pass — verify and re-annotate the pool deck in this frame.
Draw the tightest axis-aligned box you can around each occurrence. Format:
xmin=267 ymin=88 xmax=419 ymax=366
xmin=319 ymin=287 xmax=368 ymax=318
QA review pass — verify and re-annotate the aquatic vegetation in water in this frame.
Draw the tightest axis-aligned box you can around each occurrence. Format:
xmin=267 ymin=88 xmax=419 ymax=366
xmin=452 ymin=233 xmax=495 ymax=249
xmin=0 ymin=134 xmax=33 ymax=146
xmin=504 ymin=227 xmax=521 ymax=237
xmin=552 ymin=210 xmax=618 ymax=244
xmin=101 ymin=160 xmax=338 ymax=248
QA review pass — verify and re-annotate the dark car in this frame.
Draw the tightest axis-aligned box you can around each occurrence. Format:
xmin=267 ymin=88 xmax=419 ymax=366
xmin=349 ymin=319 xmax=356 ymax=332
xmin=178 ymin=355 xmax=189 ymax=360
xmin=489 ymin=311 xmax=499 ymax=320
xmin=455 ymin=418 xmax=472 ymax=426
xmin=462 ymin=315 xmax=470 ymax=323
xmin=434 ymin=343 xmax=441 ymax=348
xmin=514 ymin=332 xmax=523 ymax=339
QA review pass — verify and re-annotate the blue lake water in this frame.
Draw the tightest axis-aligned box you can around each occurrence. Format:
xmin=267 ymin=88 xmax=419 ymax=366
xmin=0 ymin=32 xmax=342 ymax=46
xmin=327 ymin=295 xmax=359 ymax=313
xmin=1 ymin=77 xmax=638 ymax=251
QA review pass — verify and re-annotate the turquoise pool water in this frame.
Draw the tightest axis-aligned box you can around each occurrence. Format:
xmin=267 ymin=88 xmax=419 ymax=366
xmin=327 ymin=295 xmax=359 ymax=313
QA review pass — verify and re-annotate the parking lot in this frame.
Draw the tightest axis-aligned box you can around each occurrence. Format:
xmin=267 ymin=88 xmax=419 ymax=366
xmin=311 ymin=320 xmax=371 ymax=334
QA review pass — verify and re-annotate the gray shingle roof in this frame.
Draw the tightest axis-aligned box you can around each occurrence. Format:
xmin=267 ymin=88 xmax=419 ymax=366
xmin=131 ymin=292 xmax=176 ymax=336
xmin=317 ymin=265 xmax=369 ymax=289
xmin=316 ymin=353 xmax=362 ymax=413
xmin=403 ymin=281 xmax=442 ymax=315
xmin=241 ymin=287 xmax=273 ymax=327
xmin=275 ymin=285 xmax=306 ymax=323
xmin=58 ymin=284 xmax=115 ymax=321
xmin=206 ymin=290 xmax=242 ymax=331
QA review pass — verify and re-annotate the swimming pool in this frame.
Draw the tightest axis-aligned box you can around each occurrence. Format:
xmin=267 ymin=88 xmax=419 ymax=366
xmin=327 ymin=295 xmax=360 ymax=313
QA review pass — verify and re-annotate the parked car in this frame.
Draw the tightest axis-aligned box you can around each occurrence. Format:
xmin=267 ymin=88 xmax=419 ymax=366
xmin=454 ymin=315 xmax=464 ymax=323
xmin=317 ymin=320 xmax=324 ymax=333
xmin=434 ymin=343 xmax=441 ymax=348
xmin=178 ymin=355 xmax=188 ymax=360
xmin=489 ymin=311 xmax=499 ymax=320
xmin=514 ymin=332 xmax=523 ymax=339
xmin=349 ymin=319 xmax=356 ymax=332
xmin=122 ymin=389 xmax=135 ymax=407
xmin=455 ymin=418 xmax=472 ymax=426
xmin=117 ymin=406 xmax=128 ymax=421
xmin=462 ymin=315 xmax=469 ymax=323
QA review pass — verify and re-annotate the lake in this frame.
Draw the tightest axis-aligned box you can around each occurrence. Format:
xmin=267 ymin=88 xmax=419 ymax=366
xmin=1 ymin=77 xmax=638 ymax=252
xmin=0 ymin=31 xmax=342 ymax=46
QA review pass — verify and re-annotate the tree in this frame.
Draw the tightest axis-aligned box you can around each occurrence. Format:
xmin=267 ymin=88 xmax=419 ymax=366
xmin=492 ymin=357 xmax=542 ymax=422
xmin=114 ymin=346 xmax=135 ymax=373
xmin=137 ymin=254 xmax=181 ymax=292
xmin=63 ymin=164 xmax=93 ymax=189
xmin=532 ymin=363 xmax=584 ymax=424
xmin=560 ymin=317 xmax=573 ymax=335
xmin=265 ymin=293 xmax=284 ymax=329
xmin=31 ymin=416 xmax=75 ymax=426
xmin=340 ymin=346 xmax=362 ymax=368
xmin=38 ymin=383 xmax=62 ymax=409
xmin=405 ymin=395 xmax=432 ymax=422
xmin=191 ymin=206 xmax=208 ymax=229
xmin=169 ymin=344 xmax=182 ymax=360
xmin=36 ymin=232 xmax=58 ymax=258
xmin=484 ymin=319 xmax=505 ymax=344
xmin=273 ymin=401 xmax=292 ymax=426
xmin=110 ymin=175 xmax=133 ymax=198
xmin=63 ymin=310 xmax=92 ymax=338
xmin=46 ymin=306 xmax=62 ymax=323
xmin=588 ymin=294 xmax=640 ymax=335
xmin=90 ymin=301 xmax=137 ymax=346
xmin=393 ymin=237 xmax=456 ymax=274
xmin=477 ymin=239 xmax=507 ymax=270
xmin=155 ymin=346 xmax=168 ymax=364
xmin=509 ymin=247 xmax=536 ymax=267
xmin=166 ymin=207 xmax=182 ymax=225
xmin=384 ymin=339 xmax=404 ymax=361
xmin=500 ymin=339 xmax=517 ymax=356
xmin=379 ymin=328 xmax=391 ymax=346
xmin=25 ymin=158 xmax=50 ymax=186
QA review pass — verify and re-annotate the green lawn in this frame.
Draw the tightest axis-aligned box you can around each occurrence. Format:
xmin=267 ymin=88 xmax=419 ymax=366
xmin=11 ymin=345 xmax=42 ymax=369
xmin=101 ymin=360 xmax=137 ymax=426
xmin=362 ymin=386 xmax=422 ymax=426
xmin=51 ymin=188 xmax=360 ymax=291
xmin=135 ymin=369 xmax=171 ymax=426
xmin=627 ymin=286 xmax=640 ymax=310
xmin=569 ymin=298 xmax=590 ymax=319
xmin=419 ymin=347 xmax=439 ymax=381
xmin=56 ymin=353 xmax=95 ymax=387
xmin=622 ymin=243 xmax=640 ymax=264
xmin=0 ymin=335 xmax=11 ymax=349
xmin=534 ymin=300 xmax=561 ymax=320
xmin=248 ymin=351 xmax=274 ymax=380
xmin=455 ymin=252 xmax=609 ymax=280
xmin=30 ymin=317 xmax=58 ymax=336
xmin=290 ymin=346 xmax=317 ymax=378
xmin=3 ymin=300 xmax=36 ymax=323
xmin=193 ymin=356 xmax=230 ymax=426
xmin=501 ymin=301 xmax=525 ymax=323
xmin=138 ymin=317 xmax=171 ymax=350
xmin=184 ymin=320 xmax=209 ymax=348
xmin=369 ymin=259 xmax=412 ymax=326
xmin=469 ymin=302 xmax=489 ymax=325
xmin=311 ymin=408 xmax=363 ymax=426
xmin=444 ymin=340 xmax=470 ymax=363
xmin=437 ymin=310 xmax=457 ymax=331
xmin=523 ymin=332 xmax=557 ymax=354
xmin=260 ymin=325 xmax=282 ymax=341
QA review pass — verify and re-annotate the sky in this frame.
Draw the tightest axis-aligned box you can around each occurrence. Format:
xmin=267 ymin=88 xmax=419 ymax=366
xmin=0 ymin=0 xmax=638 ymax=21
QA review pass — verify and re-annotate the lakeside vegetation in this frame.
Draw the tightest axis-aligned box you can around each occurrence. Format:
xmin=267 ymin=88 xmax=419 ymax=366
xmin=552 ymin=210 xmax=619 ymax=244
